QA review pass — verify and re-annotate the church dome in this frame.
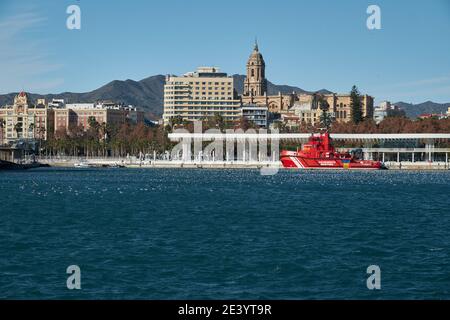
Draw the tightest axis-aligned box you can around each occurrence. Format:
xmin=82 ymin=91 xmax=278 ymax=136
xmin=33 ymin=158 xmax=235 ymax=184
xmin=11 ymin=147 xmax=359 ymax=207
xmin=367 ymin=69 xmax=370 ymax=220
xmin=248 ymin=42 xmax=265 ymax=65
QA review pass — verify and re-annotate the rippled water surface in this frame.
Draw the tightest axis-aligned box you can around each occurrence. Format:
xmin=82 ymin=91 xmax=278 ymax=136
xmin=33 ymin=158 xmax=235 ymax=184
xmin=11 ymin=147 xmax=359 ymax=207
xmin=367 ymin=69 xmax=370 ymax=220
xmin=1 ymin=168 xmax=449 ymax=299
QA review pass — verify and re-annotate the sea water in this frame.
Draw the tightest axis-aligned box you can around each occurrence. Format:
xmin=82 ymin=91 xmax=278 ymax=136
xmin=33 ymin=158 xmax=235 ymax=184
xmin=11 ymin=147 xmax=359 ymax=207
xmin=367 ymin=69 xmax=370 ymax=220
xmin=0 ymin=168 xmax=449 ymax=299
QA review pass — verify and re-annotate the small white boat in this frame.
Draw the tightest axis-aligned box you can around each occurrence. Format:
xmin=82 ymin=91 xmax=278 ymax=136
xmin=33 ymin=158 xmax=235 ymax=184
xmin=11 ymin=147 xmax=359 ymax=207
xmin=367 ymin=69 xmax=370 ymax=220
xmin=74 ymin=162 xmax=92 ymax=168
xmin=109 ymin=162 xmax=125 ymax=168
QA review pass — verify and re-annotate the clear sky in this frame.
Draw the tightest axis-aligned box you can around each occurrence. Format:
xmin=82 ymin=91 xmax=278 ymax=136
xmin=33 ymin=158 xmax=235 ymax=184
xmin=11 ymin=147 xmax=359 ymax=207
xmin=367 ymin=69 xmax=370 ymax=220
xmin=1 ymin=0 xmax=449 ymax=104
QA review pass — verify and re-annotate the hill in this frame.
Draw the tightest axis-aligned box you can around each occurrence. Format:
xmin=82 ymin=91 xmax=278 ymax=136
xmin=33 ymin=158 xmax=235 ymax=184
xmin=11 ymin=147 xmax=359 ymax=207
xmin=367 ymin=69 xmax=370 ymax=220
xmin=394 ymin=101 xmax=450 ymax=118
xmin=0 ymin=75 xmax=166 ymax=119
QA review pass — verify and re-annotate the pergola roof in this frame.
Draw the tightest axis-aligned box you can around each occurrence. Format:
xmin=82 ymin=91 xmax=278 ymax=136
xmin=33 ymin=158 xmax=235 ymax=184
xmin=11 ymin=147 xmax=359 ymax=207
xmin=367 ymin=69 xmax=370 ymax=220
xmin=168 ymin=132 xmax=450 ymax=141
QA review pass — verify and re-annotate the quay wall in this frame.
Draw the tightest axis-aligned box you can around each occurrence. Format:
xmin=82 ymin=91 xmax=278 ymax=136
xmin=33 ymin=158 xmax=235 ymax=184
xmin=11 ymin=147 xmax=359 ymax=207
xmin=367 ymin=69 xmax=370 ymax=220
xmin=36 ymin=158 xmax=450 ymax=170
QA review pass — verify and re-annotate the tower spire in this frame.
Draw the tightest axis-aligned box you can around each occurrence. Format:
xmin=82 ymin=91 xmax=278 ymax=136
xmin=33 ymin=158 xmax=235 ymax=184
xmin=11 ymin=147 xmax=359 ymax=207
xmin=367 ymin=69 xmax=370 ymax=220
xmin=244 ymin=38 xmax=266 ymax=97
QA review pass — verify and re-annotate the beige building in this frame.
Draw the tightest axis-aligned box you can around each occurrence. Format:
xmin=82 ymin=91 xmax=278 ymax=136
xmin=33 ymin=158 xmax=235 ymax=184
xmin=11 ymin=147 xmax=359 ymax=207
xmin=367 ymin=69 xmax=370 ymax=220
xmin=0 ymin=93 xmax=145 ymax=144
xmin=162 ymin=67 xmax=242 ymax=124
xmin=289 ymin=103 xmax=323 ymax=127
xmin=0 ymin=92 xmax=54 ymax=144
xmin=283 ymin=93 xmax=374 ymax=127
xmin=240 ymin=42 xmax=374 ymax=125
xmin=54 ymin=102 xmax=143 ymax=133
xmin=328 ymin=94 xmax=374 ymax=123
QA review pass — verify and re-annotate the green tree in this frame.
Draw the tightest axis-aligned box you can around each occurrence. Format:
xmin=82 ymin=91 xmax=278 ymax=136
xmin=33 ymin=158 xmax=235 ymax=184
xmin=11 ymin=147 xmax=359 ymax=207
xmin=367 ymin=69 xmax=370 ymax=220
xmin=317 ymin=94 xmax=333 ymax=130
xmin=88 ymin=116 xmax=100 ymax=132
xmin=170 ymin=115 xmax=183 ymax=128
xmin=212 ymin=114 xmax=226 ymax=131
xmin=235 ymin=116 xmax=257 ymax=131
xmin=28 ymin=123 xmax=35 ymax=138
xmin=350 ymin=85 xmax=363 ymax=124
xmin=273 ymin=120 xmax=288 ymax=133
xmin=320 ymin=112 xmax=333 ymax=130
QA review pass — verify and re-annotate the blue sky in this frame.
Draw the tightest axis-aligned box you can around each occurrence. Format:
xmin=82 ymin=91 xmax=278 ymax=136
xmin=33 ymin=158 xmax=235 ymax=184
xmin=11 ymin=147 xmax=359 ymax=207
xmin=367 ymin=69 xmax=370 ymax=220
xmin=0 ymin=0 xmax=449 ymax=104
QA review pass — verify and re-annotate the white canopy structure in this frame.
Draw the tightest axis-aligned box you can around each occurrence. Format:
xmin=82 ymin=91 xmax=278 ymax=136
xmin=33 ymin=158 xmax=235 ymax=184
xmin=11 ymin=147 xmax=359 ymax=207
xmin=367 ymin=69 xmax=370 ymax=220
xmin=168 ymin=132 xmax=450 ymax=142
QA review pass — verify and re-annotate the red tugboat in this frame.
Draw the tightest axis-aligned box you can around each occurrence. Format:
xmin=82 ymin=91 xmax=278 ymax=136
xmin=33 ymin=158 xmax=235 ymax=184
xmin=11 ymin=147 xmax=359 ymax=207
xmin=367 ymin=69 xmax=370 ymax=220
xmin=280 ymin=132 xmax=384 ymax=169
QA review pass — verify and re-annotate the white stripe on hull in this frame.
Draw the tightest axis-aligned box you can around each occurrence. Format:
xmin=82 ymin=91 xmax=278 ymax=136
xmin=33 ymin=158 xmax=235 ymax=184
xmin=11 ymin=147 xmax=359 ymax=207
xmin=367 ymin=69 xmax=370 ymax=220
xmin=289 ymin=156 xmax=304 ymax=168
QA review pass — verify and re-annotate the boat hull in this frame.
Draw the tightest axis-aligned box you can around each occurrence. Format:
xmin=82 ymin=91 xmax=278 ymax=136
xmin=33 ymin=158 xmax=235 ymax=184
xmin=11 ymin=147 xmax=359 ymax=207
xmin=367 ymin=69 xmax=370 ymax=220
xmin=280 ymin=155 xmax=383 ymax=170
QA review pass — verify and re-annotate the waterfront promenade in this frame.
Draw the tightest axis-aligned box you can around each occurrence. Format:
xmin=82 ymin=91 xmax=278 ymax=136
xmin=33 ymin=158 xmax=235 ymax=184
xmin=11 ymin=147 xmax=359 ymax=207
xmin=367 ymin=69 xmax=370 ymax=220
xmin=35 ymin=156 xmax=450 ymax=170
xmin=36 ymin=156 xmax=278 ymax=169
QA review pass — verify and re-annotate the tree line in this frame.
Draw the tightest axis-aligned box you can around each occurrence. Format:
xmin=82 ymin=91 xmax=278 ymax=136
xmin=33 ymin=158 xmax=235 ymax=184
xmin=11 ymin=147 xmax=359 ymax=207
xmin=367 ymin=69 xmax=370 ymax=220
xmin=43 ymin=117 xmax=171 ymax=157
xmin=42 ymin=114 xmax=259 ymax=157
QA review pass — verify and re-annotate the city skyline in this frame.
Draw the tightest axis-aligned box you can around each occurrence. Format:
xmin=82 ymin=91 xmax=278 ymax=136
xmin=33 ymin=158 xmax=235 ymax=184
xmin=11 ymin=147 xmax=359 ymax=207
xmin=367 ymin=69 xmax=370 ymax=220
xmin=1 ymin=0 xmax=450 ymax=105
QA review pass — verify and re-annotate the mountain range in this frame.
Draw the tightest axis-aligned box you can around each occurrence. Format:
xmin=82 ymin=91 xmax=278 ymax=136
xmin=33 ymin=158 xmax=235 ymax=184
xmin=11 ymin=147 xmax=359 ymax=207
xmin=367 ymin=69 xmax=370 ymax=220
xmin=0 ymin=75 xmax=323 ymax=119
xmin=0 ymin=75 xmax=166 ymax=119
xmin=0 ymin=75 xmax=448 ymax=119
xmin=393 ymin=101 xmax=449 ymax=118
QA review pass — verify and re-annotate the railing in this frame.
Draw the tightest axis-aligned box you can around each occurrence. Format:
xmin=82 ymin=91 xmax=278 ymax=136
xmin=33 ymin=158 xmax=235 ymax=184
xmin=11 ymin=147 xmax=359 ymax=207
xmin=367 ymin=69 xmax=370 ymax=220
xmin=33 ymin=152 xmax=280 ymax=164
xmin=338 ymin=148 xmax=450 ymax=153
xmin=168 ymin=132 xmax=450 ymax=141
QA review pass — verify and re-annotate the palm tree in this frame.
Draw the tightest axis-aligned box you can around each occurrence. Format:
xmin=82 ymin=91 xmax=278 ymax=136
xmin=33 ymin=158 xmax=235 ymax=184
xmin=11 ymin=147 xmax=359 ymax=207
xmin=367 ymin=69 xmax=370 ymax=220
xmin=170 ymin=115 xmax=183 ymax=128
xmin=88 ymin=116 xmax=100 ymax=132
xmin=213 ymin=114 xmax=226 ymax=131
xmin=37 ymin=126 xmax=46 ymax=140
xmin=14 ymin=122 xmax=23 ymax=139
xmin=29 ymin=123 xmax=35 ymax=139
xmin=0 ymin=119 xmax=5 ymax=145
xmin=37 ymin=126 xmax=46 ymax=156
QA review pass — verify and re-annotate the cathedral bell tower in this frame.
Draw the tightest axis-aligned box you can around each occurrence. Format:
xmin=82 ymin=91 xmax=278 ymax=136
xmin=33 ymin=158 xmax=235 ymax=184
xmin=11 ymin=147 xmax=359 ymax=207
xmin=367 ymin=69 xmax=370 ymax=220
xmin=243 ymin=40 xmax=267 ymax=97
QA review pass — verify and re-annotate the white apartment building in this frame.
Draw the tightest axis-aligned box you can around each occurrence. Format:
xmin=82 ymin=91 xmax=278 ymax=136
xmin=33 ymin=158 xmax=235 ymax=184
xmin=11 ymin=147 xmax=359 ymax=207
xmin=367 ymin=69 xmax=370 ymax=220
xmin=378 ymin=101 xmax=391 ymax=111
xmin=241 ymin=105 xmax=268 ymax=128
xmin=162 ymin=67 xmax=242 ymax=125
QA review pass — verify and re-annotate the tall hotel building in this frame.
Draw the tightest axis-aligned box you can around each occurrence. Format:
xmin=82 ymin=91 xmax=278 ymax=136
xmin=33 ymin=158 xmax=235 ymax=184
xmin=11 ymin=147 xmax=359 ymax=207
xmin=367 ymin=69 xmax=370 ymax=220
xmin=162 ymin=67 xmax=242 ymax=125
